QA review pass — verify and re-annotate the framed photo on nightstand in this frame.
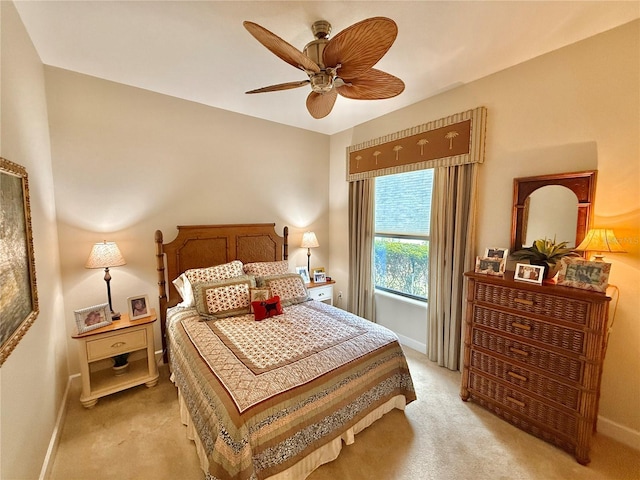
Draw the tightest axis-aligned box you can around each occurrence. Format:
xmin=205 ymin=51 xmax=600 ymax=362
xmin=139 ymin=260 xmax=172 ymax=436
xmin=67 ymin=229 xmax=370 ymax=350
xmin=127 ymin=294 xmax=150 ymax=320
xmin=74 ymin=303 xmax=112 ymax=334
xmin=313 ymin=271 xmax=326 ymax=283
xmin=295 ymin=266 xmax=311 ymax=284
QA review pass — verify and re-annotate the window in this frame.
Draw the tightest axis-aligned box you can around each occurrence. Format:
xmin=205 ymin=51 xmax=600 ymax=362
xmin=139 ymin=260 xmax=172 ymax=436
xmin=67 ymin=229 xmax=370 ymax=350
xmin=374 ymin=169 xmax=433 ymax=300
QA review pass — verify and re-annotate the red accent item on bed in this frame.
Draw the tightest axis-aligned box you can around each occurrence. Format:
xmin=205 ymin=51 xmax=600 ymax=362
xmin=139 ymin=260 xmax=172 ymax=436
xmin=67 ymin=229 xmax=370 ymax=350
xmin=251 ymin=296 xmax=283 ymax=320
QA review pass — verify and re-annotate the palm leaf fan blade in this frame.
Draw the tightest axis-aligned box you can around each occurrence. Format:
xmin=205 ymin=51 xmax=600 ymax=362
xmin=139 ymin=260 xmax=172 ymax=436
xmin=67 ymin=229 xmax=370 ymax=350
xmin=246 ymin=80 xmax=310 ymax=94
xmin=337 ymin=69 xmax=405 ymax=99
xmin=306 ymin=89 xmax=338 ymax=119
xmin=323 ymin=17 xmax=398 ymax=80
xmin=243 ymin=21 xmax=320 ymax=73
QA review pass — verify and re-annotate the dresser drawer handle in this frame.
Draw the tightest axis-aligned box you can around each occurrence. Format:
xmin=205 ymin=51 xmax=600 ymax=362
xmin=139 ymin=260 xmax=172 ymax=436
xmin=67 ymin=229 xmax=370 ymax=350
xmin=514 ymin=298 xmax=533 ymax=306
xmin=506 ymin=396 xmax=526 ymax=408
xmin=508 ymin=371 xmax=528 ymax=382
xmin=509 ymin=347 xmax=529 ymax=357
xmin=511 ymin=322 xmax=531 ymax=331
xmin=111 ymin=341 xmax=126 ymax=348
xmin=317 ymin=292 xmax=325 ymax=297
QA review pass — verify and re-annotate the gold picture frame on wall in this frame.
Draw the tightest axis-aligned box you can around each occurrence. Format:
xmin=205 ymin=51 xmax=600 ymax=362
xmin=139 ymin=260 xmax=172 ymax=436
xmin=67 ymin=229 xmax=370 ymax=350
xmin=0 ymin=158 xmax=39 ymax=366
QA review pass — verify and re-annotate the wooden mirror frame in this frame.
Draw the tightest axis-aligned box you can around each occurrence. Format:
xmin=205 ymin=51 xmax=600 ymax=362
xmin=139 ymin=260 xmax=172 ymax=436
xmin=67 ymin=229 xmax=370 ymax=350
xmin=511 ymin=170 xmax=597 ymax=251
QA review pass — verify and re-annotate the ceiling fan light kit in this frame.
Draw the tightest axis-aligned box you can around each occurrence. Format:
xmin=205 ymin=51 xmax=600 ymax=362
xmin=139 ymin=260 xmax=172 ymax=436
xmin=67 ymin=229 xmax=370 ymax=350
xmin=243 ymin=17 xmax=405 ymax=119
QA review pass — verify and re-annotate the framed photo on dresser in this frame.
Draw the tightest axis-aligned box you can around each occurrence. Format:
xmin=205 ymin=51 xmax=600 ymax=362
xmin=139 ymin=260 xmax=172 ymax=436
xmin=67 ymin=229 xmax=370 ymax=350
xmin=557 ymin=258 xmax=611 ymax=292
xmin=484 ymin=247 xmax=509 ymax=260
xmin=475 ymin=256 xmax=505 ymax=276
xmin=514 ymin=263 xmax=544 ymax=285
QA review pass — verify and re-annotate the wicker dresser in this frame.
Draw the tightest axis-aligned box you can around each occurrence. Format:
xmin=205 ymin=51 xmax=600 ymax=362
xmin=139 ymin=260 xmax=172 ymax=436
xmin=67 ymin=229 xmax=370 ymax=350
xmin=460 ymin=271 xmax=611 ymax=464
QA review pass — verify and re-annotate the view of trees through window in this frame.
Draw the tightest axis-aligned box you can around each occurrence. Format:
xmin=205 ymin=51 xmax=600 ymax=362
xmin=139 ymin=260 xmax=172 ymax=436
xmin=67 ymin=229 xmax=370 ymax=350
xmin=374 ymin=169 xmax=433 ymax=300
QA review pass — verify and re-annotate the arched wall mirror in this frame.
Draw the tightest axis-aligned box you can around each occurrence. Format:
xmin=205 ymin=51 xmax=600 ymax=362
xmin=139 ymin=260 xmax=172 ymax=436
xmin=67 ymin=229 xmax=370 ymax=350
xmin=511 ymin=170 xmax=597 ymax=251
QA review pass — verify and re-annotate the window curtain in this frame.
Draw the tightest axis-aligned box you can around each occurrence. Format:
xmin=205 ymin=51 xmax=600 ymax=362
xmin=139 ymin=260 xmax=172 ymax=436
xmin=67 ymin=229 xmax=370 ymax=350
xmin=348 ymin=179 xmax=375 ymax=320
xmin=427 ymin=163 xmax=478 ymax=370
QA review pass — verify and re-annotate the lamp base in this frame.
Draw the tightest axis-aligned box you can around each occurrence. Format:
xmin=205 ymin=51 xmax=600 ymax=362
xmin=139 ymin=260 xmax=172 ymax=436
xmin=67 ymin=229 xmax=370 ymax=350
xmin=111 ymin=311 xmax=121 ymax=320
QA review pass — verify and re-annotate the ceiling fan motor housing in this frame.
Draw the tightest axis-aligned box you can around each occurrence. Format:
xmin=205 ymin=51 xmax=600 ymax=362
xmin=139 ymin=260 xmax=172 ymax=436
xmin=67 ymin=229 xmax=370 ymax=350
xmin=304 ymin=21 xmax=335 ymax=93
xmin=303 ymin=38 xmax=328 ymax=68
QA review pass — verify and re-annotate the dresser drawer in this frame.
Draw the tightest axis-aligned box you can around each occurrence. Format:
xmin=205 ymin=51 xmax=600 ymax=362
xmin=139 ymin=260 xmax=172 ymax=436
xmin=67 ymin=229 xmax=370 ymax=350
xmin=468 ymin=372 xmax=578 ymax=438
xmin=472 ymin=328 xmax=584 ymax=383
xmin=473 ymin=282 xmax=589 ymax=325
xmin=86 ymin=329 xmax=147 ymax=361
xmin=472 ymin=305 xmax=585 ymax=355
xmin=470 ymin=350 xmax=580 ymax=410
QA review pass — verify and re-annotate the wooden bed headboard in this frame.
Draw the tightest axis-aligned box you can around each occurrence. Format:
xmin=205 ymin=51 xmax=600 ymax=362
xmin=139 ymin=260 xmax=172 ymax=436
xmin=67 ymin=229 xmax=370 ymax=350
xmin=154 ymin=223 xmax=288 ymax=361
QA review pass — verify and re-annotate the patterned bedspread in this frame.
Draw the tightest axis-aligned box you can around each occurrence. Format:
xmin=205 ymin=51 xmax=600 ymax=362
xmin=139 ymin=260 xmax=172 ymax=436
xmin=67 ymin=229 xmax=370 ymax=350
xmin=168 ymin=300 xmax=416 ymax=480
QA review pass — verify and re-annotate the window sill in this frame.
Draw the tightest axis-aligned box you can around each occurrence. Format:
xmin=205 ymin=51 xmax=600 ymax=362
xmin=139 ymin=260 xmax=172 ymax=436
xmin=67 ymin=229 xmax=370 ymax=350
xmin=374 ymin=288 xmax=427 ymax=307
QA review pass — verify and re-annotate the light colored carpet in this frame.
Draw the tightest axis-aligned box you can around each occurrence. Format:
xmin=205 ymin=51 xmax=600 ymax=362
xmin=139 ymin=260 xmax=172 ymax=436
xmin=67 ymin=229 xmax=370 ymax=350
xmin=48 ymin=348 xmax=640 ymax=480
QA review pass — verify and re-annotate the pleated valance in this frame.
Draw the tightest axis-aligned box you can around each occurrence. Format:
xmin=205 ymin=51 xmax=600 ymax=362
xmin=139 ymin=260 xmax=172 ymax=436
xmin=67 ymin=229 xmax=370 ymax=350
xmin=346 ymin=106 xmax=487 ymax=181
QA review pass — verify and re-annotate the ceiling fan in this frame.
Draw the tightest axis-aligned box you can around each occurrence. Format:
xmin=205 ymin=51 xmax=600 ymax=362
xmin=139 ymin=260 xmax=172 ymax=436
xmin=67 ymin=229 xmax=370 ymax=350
xmin=243 ymin=17 xmax=405 ymax=119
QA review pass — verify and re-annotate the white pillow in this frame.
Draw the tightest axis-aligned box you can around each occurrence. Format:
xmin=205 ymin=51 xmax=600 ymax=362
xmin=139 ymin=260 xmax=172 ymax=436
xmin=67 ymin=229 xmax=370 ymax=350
xmin=172 ymin=273 xmax=195 ymax=308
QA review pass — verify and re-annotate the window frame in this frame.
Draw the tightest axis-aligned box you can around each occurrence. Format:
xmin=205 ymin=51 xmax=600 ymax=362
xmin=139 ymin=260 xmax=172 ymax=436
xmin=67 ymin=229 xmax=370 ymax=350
xmin=373 ymin=233 xmax=430 ymax=302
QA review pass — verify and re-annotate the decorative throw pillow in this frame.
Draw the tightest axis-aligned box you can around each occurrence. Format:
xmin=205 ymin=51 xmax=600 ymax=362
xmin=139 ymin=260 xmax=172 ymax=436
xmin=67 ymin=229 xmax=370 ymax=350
xmin=185 ymin=260 xmax=244 ymax=284
xmin=192 ymin=275 xmax=255 ymax=320
xmin=243 ymin=260 xmax=289 ymax=276
xmin=249 ymin=288 xmax=272 ymax=312
xmin=251 ymin=296 xmax=283 ymax=321
xmin=256 ymin=273 xmax=309 ymax=307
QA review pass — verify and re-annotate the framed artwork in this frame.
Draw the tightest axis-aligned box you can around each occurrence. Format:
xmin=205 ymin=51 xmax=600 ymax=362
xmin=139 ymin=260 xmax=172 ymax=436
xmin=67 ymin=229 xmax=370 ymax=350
xmin=514 ymin=263 xmax=544 ymax=285
xmin=475 ymin=256 xmax=505 ymax=276
xmin=484 ymin=247 xmax=509 ymax=260
xmin=295 ymin=266 xmax=310 ymax=284
xmin=0 ymin=158 xmax=39 ymax=366
xmin=75 ymin=303 xmax=112 ymax=334
xmin=313 ymin=267 xmax=325 ymax=275
xmin=557 ymin=258 xmax=611 ymax=293
xmin=127 ymin=294 xmax=150 ymax=320
xmin=313 ymin=271 xmax=327 ymax=283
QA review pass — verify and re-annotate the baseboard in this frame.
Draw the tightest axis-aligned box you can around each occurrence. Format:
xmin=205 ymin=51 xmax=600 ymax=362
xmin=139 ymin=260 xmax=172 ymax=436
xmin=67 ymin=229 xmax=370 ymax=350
xmin=598 ymin=415 xmax=640 ymax=451
xmin=396 ymin=333 xmax=427 ymax=354
xmin=38 ymin=373 xmax=80 ymax=480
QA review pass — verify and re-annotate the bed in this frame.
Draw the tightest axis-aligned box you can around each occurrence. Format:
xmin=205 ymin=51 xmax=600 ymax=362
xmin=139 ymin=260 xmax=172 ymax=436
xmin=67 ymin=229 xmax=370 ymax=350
xmin=155 ymin=223 xmax=416 ymax=480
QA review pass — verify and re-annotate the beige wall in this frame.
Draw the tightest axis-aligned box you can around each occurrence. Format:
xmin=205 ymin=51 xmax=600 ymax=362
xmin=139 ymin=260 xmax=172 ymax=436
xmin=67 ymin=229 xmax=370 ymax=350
xmin=2 ymin=4 xmax=638 ymax=476
xmin=44 ymin=68 xmax=331 ymax=373
xmin=329 ymin=20 xmax=640 ymax=445
xmin=1 ymin=2 xmax=69 ymax=478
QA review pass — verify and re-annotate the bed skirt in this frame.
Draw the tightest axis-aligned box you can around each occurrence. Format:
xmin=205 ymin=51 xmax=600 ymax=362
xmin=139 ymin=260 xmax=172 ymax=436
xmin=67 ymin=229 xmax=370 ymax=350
xmin=176 ymin=384 xmax=407 ymax=480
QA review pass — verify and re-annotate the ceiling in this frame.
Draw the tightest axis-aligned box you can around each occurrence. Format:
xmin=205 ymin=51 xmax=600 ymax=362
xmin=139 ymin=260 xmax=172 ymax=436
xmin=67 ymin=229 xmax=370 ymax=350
xmin=14 ymin=1 xmax=640 ymax=135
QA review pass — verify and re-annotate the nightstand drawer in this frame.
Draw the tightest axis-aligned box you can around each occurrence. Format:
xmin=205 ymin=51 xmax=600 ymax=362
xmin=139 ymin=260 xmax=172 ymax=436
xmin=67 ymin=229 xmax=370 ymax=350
xmin=86 ymin=329 xmax=147 ymax=361
xmin=308 ymin=284 xmax=333 ymax=302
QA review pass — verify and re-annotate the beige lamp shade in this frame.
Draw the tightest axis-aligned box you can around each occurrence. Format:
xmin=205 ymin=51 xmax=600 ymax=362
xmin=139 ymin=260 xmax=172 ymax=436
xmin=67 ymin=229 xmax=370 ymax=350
xmin=575 ymin=228 xmax=626 ymax=261
xmin=85 ymin=241 xmax=126 ymax=319
xmin=301 ymin=231 xmax=320 ymax=249
xmin=85 ymin=241 xmax=127 ymax=268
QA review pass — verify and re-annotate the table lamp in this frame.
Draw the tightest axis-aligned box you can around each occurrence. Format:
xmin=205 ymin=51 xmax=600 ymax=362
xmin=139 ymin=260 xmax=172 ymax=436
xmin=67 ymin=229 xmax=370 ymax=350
xmin=301 ymin=231 xmax=319 ymax=275
xmin=575 ymin=228 xmax=626 ymax=261
xmin=85 ymin=241 xmax=126 ymax=319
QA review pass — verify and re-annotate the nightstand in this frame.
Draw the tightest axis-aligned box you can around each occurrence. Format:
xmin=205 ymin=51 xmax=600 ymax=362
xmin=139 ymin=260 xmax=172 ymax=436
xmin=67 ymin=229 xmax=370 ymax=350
xmin=72 ymin=309 xmax=159 ymax=408
xmin=306 ymin=279 xmax=336 ymax=305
